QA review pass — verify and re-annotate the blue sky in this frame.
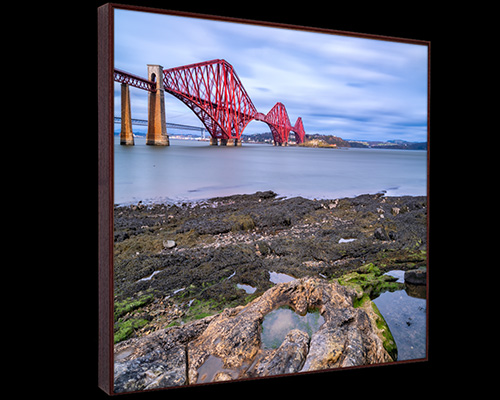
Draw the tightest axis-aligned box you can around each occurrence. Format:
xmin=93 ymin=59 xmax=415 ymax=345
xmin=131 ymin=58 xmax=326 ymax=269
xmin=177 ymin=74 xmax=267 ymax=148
xmin=114 ymin=9 xmax=428 ymax=142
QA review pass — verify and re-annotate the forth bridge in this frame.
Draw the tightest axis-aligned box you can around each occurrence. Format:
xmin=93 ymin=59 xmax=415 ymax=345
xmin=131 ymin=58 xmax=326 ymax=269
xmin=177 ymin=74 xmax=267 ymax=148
xmin=114 ymin=59 xmax=306 ymax=147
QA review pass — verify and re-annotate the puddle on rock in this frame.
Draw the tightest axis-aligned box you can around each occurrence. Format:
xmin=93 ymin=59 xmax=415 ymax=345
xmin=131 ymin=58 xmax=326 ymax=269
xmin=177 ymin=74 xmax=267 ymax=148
xmin=261 ymin=307 xmax=325 ymax=349
xmin=372 ymin=270 xmax=427 ymax=361
xmin=137 ymin=270 xmax=161 ymax=282
xmin=384 ymin=270 xmax=404 ymax=283
xmin=338 ymin=238 xmax=357 ymax=243
xmin=269 ymin=271 xmax=296 ymax=284
xmin=196 ymin=355 xmax=246 ymax=384
xmin=237 ymin=283 xmax=256 ymax=294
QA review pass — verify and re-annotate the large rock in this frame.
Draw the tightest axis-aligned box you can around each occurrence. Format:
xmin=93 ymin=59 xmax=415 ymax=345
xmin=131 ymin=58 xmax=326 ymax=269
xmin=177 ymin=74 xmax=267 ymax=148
xmin=114 ymin=278 xmax=392 ymax=392
xmin=405 ymin=268 xmax=427 ymax=285
xmin=113 ymin=316 xmax=215 ymax=393
xmin=248 ymin=329 xmax=310 ymax=377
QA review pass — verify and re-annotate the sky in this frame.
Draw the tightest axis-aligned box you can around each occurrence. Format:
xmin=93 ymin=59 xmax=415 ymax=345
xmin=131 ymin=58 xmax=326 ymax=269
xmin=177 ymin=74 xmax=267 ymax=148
xmin=114 ymin=9 xmax=428 ymax=142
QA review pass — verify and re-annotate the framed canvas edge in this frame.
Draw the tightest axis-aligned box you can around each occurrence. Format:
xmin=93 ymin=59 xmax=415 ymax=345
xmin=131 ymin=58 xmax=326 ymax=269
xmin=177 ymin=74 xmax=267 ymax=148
xmin=106 ymin=2 xmax=430 ymax=47
xmin=98 ymin=2 xmax=431 ymax=394
xmin=97 ymin=3 xmax=115 ymax=395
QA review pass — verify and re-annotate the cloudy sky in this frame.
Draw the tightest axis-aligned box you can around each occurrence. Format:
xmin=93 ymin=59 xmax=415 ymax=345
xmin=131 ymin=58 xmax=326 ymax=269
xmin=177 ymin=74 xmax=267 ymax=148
xmin=114 ymin=9 xmax=428 ymax=142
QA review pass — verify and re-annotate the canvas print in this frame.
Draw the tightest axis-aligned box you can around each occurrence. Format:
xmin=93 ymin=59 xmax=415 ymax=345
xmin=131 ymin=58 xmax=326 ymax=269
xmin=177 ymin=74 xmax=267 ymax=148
xmin=109 ymin=6 xmax=428 ymax=393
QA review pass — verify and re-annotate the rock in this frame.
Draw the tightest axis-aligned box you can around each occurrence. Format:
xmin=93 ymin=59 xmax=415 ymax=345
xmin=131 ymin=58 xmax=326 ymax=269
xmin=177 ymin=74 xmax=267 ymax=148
xmin=187 ymin=278 xmax=392 ymax=382
xmin=113 ymin=316 xmax=215 ymax=393
xmin=404 ymin=268 xmax=426 ymax=285
xmin=249 ymin=329 xmax=309 ymax=377
xmin=114 ymin=193 xmax=427 ymax=304
xmin=213 ymin=372 xmax=233 ymax=382
xmin=187 ymin=303 xmax=263 ymax=383
xmin=114 ymin=339 xmax=186 ymax=393
xmin=114 ymin=278 xmax=392 ymax=391
xmin=163 ymin=240 xmax=176 ymax=249
xmin=374 ymin=227 xmax=388 ymax=240
xmin=256 ymin=190 xmax=277 ymax=199
xmin=391 ymin=207 xmax=400 ymax=215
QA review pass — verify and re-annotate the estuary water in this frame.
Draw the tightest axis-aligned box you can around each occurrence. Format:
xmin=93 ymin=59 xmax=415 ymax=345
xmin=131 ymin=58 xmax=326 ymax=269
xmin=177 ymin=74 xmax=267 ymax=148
xmin=114 ymin=137 xmax=427 ymax=205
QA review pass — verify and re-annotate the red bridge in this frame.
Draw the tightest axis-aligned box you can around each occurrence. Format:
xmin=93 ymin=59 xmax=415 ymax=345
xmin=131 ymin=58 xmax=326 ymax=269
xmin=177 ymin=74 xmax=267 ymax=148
xmin=114 ymin=59 xmax=306 ymax=146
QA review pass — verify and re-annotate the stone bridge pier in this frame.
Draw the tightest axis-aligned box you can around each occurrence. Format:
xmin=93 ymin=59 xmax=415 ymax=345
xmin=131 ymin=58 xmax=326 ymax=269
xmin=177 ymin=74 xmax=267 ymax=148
xmin=146 ymin=64 xmax=169 ymax=146
xmin=120 ymin=83 xmax=134 ymax=145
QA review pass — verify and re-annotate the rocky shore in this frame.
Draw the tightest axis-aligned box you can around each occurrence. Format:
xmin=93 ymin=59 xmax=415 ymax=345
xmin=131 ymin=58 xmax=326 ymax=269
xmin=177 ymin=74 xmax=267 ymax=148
xmin=113 ymin=191 xmax=427 ymax=391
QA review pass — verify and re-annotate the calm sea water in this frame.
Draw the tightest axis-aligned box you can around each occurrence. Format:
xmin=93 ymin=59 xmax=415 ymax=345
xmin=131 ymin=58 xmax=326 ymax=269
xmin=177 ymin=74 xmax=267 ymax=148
xmin=114 ymin=137 xmax=427 ymax=205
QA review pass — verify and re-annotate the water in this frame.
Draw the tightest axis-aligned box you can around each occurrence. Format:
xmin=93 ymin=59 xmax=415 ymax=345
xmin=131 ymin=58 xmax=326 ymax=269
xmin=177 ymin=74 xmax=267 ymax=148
xmin=237 ymin=283 xmax=256 ymax=294
xmin=261 ymin=270 xmax=426 ymax=360
xmin=372 ymin=271 xmax=427 ymax=361
xmin=261 ymin=307 xmax=325 ymax=349
xmin=114 ymin=137 xmax=427 ymax=204
xmin=269 ymin=271 xmax=296 ymax=284
xmin=197 ymin=355 xmax=243 ymax=383
xmin=137 ymin=270 xmax=161 ymax=282
xmin=338 ymin=238 xmax=357 ymax=243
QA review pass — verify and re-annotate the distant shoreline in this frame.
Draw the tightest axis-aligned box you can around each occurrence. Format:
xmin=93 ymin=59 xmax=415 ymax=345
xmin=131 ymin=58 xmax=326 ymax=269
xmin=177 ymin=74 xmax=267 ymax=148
xmin=113 ymin=189 xmax=426 ymax=208
xmin=113 ymin=131 xmax=427 ymax=150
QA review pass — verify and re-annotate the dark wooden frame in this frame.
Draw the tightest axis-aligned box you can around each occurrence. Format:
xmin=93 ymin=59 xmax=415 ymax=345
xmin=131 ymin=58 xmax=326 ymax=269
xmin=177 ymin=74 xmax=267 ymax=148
xmin=98 ymin=3 xmax=431 ymax=395
xmin=98 ymin=4 xmax=114 ymax=394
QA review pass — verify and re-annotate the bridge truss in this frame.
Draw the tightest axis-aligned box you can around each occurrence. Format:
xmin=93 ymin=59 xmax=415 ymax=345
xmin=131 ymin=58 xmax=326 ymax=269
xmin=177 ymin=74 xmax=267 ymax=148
xmin=114 ymin=59 xmax=306 ymax=144
xmin=114 ymin=68 xmax=156 ymax=92
xmin=163 ymin=59 xmax=257 ymax=141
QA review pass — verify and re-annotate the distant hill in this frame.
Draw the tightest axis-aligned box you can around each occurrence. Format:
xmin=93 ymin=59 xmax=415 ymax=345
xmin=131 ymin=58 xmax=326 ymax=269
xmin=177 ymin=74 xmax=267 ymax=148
xmin=303 ymin=134 xmax=351 ymax=148
xmin=220 ymin=131 xmax=427 ymax=150
xmin=348 ymin=140 xmax=427 ymax=150
xmin=241 ymin=132 xmax=274 ymax=143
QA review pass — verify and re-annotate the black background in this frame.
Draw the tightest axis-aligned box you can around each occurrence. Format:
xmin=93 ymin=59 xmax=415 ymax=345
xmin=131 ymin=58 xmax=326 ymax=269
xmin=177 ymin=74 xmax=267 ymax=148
xmin=90 ymin=1 xmax=449 ymax=397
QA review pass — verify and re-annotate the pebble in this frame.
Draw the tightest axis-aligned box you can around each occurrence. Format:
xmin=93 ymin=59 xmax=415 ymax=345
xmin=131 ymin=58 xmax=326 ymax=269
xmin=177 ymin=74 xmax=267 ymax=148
xmin=163 ymin=240 xmax=176 ymax=249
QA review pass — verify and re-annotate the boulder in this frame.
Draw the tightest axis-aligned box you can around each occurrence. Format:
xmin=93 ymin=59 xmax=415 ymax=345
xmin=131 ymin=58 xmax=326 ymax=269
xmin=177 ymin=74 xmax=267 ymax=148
xmin=248 ymin=329 xmax=310 ymax=377
xmin=113 ymin=316 xmax=215 ymax=393
xmin=114 ymin=278 xmax=393 ymax=392
xmin=374 ymin=227 xmax=389 ymax=240
xmin=404 ymin=268 xmax=427 ymax=285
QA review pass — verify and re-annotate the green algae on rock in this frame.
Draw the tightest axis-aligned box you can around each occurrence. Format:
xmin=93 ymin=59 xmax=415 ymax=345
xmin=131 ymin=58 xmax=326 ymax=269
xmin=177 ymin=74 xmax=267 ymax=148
xmin=333 ymin=264 xmax=401 ymax=361
xmin=335 ymin=263 xmax=404 ymax=299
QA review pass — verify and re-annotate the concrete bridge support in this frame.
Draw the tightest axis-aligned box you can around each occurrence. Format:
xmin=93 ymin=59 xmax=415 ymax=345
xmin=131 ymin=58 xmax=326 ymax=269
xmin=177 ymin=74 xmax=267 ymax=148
xmin=225 ymin=139 xmax=242 ymax=146
xmin=120 ymin=83 xmax=134 ymax=145
xmin=146 ymin=64 xmax=169 ymax=146
xmin=212 ymin=138 xmax=242 ymax=146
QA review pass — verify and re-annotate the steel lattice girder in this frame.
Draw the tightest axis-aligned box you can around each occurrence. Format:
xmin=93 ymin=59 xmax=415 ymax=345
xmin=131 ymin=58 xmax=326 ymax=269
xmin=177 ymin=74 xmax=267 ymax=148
xmin=163 ymin=59 xmax=257 ymax=140
xmin=114 ymin=69 xmax=157 ymax=92
xmin=292 ymin=117 xmax=306 ymax=144
xmin=265 ymin=102 xmax=292 ymax=144
xmin=109 ymin=59 xmax=308 ymax=142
